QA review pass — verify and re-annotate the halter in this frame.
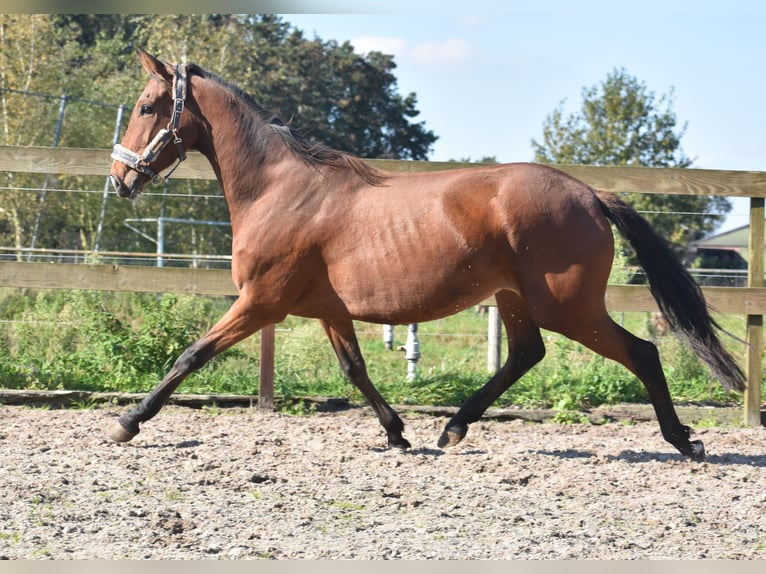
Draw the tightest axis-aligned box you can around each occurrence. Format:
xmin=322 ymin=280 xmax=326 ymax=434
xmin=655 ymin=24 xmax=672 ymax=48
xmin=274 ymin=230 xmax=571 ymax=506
xmin=111 ymin=63 xmax=188 ymax=185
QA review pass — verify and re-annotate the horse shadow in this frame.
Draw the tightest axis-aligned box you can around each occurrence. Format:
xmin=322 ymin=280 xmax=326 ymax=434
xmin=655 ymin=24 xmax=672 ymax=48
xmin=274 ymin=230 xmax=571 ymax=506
xmin=369 ymin=446 xmax=447 ymax=457
xmin=534 ymin=448 xmax=766 ymax=467
xmin=121 ymin=439 xmax=203 ymax=450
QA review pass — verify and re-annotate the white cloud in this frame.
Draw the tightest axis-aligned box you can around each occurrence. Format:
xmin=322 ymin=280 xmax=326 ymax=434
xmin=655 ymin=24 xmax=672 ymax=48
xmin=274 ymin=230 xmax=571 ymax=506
xmin=410 ymin=38 xmax=473 ymax=67
xmin=351 ymin=35 xmax=474 ymax=70
xmin=350 ymin=36 xmax=408 ymax=58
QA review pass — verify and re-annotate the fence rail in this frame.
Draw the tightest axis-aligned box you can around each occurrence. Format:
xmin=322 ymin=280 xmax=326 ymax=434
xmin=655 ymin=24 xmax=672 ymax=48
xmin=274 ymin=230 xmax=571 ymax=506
xmin=2 ymin=145 xmax=766 ymax=196
xmin=3 ymin=260 xmax=766 ymax=314
xmin=0 ymin=145 xmax=764 ymax=424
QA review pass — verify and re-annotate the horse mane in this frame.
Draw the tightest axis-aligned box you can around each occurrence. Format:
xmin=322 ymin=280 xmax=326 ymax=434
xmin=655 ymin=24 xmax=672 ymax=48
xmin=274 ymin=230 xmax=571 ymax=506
xmin=187 ymin=63 xmax=388 ymax=187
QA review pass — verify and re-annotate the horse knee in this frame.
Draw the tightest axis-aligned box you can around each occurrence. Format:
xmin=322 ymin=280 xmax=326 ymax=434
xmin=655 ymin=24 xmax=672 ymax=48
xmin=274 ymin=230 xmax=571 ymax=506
xmin=172 ymin=343 xmax=213 ymax=374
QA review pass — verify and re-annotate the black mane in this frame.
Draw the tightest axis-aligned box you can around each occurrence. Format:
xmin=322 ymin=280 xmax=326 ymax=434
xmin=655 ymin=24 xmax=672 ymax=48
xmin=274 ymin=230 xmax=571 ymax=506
xmin=187 ymin=63 xmax=387 ymax=186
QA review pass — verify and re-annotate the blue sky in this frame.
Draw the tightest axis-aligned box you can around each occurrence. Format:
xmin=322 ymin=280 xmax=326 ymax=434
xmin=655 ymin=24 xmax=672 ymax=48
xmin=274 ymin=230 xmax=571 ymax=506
xmin=283 ymin=0 xmax=765 ymax=233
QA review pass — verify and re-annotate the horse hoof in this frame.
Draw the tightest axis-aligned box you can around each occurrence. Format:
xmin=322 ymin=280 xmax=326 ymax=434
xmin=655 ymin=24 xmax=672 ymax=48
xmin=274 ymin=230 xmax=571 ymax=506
xmin=437 ymin=429 xmax=463 ymax=449
xmin=689 ymin=440 xmax=706 ymax=461
xmin=107 ymin=420 xmax=137 ymax=443
xmin=388 ymin=435 xmax=411 ymax=449
xmin=437 ymin=422 xmax=468 ymax=448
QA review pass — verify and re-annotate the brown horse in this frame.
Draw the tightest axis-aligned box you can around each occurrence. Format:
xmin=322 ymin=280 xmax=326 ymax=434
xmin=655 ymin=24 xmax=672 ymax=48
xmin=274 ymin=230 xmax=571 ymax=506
xmin=108 ymin=49 xmax=744 ymax=461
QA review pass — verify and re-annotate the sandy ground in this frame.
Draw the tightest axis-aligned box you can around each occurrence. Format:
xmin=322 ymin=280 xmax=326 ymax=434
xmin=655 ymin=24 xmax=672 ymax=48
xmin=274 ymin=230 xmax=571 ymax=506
xmin=0 ymin=404 xmax=764 ymax=559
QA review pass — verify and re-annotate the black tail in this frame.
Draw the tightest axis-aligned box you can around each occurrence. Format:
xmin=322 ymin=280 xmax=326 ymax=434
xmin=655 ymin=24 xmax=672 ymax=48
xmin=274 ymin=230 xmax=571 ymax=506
xmin=595 ymin=190 xmax=746 ymax=392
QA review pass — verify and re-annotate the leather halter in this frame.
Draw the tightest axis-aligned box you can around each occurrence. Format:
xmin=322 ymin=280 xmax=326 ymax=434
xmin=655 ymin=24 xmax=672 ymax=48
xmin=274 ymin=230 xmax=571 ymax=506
xmin=111 ymin=63 xmax=188 ymax=184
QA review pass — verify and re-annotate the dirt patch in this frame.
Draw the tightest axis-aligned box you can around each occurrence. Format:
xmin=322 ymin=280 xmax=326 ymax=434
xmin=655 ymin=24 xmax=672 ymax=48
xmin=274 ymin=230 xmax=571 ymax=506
xmin=0 ymin=404 xmax=764 ymax=559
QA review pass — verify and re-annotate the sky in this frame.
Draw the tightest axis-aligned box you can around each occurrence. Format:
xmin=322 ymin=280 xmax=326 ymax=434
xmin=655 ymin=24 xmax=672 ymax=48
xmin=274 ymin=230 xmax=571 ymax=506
xmin=280 ymin=0 xmax=765 ymax=234
xmin=10 ymin=0 xmax=764 ymax=234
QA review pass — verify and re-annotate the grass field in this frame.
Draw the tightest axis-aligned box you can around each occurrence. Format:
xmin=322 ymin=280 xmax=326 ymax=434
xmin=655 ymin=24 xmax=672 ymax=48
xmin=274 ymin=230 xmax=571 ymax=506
xmin=0 ymin=289 xmax=749 ymax=411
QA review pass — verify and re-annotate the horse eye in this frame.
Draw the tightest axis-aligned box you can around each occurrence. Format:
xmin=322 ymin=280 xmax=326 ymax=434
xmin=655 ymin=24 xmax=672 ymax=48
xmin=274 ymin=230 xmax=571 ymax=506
xmin=139 ymin=104 xmax=154 ymax=116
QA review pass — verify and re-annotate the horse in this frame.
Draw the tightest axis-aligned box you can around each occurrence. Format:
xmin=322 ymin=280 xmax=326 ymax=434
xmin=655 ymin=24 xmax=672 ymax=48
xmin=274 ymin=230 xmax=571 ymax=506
xmin=108 ymin=49 xmax=745 ymax=461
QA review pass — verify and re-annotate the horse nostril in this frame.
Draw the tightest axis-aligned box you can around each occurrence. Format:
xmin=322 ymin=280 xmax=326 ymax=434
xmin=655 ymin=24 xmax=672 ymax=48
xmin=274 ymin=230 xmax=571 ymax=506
xmin=110 ymin=175 xmax=131 ymax=197
xmin=109 ymin=175 xmax=121 ymax=194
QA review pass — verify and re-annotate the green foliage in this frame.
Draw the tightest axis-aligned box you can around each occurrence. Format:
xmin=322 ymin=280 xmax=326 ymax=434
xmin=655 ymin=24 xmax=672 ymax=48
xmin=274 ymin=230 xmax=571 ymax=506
xmin=552 ymin=407 xmax=589 ymax=425
xmin=0 ymin=291 xmax=742 ymax=412
xmin=498 ymin=334 xmax=649 ymax=410
xmin=0 ymin=290 xmax=249 ymax=393
xmin=659 ymin=335 xmax=735 ymax=403
xmin=531 ymin=68 xmax=730 ymax=249
xmin=608 ymin=237 xmax=634 ymax=284
xmin=0 ymin=14 xmax=437 ymax=257
xmin=274 ymin=319 xmax=346 ymax=399
xmin=276 ymin=399 xmax=317 ymax=417
xmin=450 ymin=156 xmax=499 ymax=164
xmin=532 ymin=68 xmax=691 ymax=168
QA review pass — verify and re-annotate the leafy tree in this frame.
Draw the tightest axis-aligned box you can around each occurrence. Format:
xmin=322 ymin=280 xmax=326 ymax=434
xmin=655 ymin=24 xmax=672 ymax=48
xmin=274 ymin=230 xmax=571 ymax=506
xmin=0 ymin=14 xmax=438 ymax=258
xmin=137 ymin=15 xmax=437 ymax=160
xmin=531 ymin=68 xmax=730 ymax=247
xmin=450 ymin=156 xmax=498 ymax=164
xmin=0 ymin=14 xmax=89 ymax=256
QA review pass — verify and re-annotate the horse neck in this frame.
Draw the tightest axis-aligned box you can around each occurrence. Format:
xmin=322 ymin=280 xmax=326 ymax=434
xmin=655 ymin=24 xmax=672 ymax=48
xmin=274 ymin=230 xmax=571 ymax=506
xmin=190 ymin=77 xmax=312 ymax=207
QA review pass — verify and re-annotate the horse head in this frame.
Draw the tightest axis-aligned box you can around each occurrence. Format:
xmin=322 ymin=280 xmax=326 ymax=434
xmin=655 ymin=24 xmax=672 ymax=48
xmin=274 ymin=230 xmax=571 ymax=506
xmin=109 ymin=48 xmax=196 ymax=199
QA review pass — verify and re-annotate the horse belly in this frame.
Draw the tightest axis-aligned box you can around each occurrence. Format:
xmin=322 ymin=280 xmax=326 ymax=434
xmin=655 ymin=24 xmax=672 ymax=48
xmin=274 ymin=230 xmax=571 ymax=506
xmin=323 ymin=245 xmax=511 ymax=324
xmin=305 ymin=186 xmax=521 ymax=322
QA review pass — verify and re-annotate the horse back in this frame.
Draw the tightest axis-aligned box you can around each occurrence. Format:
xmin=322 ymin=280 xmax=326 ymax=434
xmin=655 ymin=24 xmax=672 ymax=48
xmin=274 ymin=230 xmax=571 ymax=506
xmin=303 ymin=163 xmax=611 ymax=321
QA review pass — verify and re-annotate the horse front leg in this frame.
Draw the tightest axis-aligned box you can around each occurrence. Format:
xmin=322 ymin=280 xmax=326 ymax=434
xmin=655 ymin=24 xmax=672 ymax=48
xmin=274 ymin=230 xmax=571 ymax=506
xmin=320 ymin=319 xmax=410 ymax=449
xmin=107 ymin=296 xmax=272 ymax=443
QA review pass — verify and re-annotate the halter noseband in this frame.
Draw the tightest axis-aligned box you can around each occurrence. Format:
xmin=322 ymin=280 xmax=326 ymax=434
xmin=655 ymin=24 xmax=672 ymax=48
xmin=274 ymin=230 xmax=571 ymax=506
xmin=111 ymin=63 xmax=188 ymax=185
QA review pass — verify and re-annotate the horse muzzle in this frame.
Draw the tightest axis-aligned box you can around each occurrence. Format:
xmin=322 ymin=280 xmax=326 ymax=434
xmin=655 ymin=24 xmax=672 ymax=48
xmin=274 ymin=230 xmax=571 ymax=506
xmin=109 ymin=172 xmax=143 ymax=200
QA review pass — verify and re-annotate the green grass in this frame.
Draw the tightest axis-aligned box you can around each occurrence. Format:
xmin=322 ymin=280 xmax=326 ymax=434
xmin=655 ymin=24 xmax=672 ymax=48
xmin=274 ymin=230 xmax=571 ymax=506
xmin=0 ymin=288 xmax=748 ymax=410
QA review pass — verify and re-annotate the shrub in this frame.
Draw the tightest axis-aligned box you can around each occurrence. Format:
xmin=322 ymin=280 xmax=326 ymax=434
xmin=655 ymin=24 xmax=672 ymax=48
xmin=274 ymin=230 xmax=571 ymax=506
xmin=0 ymin=290 xmax=743 ymax=409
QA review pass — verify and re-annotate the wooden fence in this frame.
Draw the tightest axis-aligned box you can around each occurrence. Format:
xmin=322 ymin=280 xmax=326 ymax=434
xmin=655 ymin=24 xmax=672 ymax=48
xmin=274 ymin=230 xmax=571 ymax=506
xmin=1 ymin=146 xmax=765 ymax=424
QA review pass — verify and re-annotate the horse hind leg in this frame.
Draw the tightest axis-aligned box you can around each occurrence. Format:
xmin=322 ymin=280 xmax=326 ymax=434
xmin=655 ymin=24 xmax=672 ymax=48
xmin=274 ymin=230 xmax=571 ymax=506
xmin=438 ymin=291 xmax=546 ymax=448
xmin=565 ymin=312 xmax=705 ymax=461
xmin=320 ymin=319 xmax=410 ymax=449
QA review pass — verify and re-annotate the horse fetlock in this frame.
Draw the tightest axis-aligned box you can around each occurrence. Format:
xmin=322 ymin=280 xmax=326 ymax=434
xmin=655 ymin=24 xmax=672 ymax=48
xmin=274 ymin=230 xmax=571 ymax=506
xmin=662 ymin=425 xmax=705 ymax=461
xmin=381 ymin=411 xmax=408 ymax=448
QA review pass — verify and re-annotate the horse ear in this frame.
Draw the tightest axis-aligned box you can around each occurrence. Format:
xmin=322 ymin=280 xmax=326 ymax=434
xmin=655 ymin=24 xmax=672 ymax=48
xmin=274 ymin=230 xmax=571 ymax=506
xmin=136 ymin=48 xmax=174 ymax=87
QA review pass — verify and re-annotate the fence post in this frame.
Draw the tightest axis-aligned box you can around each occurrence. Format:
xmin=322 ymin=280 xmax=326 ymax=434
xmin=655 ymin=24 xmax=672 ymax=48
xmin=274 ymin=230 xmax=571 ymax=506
xmin=487 ymin=306 xmax=502 ymax=373
xmin=745 ymin=198 xmax=764 ymax=425
xmin=258 ymin=324 xmax=275 ymax=411
xmin=94 ymin=104 xmax=125 ymax=253
xmin=29 ymin=94 xmax=68 ymax=257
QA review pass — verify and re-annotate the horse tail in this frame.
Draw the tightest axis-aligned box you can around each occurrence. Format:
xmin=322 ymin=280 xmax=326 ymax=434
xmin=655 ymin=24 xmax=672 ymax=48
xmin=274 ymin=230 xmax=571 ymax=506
xmin=594 ymin=189 xmax=746 ymax=392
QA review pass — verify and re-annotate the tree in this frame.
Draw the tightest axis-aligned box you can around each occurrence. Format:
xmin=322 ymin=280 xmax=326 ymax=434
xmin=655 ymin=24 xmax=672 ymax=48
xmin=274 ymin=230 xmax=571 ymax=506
xmin=112 ymin=14 xmax=437 ymax=160
xmin=450 ymin=156 xmax=498 ymax=164
xmin=531 ymin=68 xmax=730 ymax=247
xmin=0 ymin=14 xmax=90 ymax=257
xmin=0 ymin=14 xmax=438 ymax=258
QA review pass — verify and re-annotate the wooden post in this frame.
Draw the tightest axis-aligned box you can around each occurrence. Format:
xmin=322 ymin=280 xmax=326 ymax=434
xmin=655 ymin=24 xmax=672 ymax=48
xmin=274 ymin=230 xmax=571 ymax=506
xmin=745 ymin=198 xmax=764 ymax=426
xmin=487 ymin=306 xmax=502 ymax=373
xmin=258 ymin=324 xmax=275 ymax=411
